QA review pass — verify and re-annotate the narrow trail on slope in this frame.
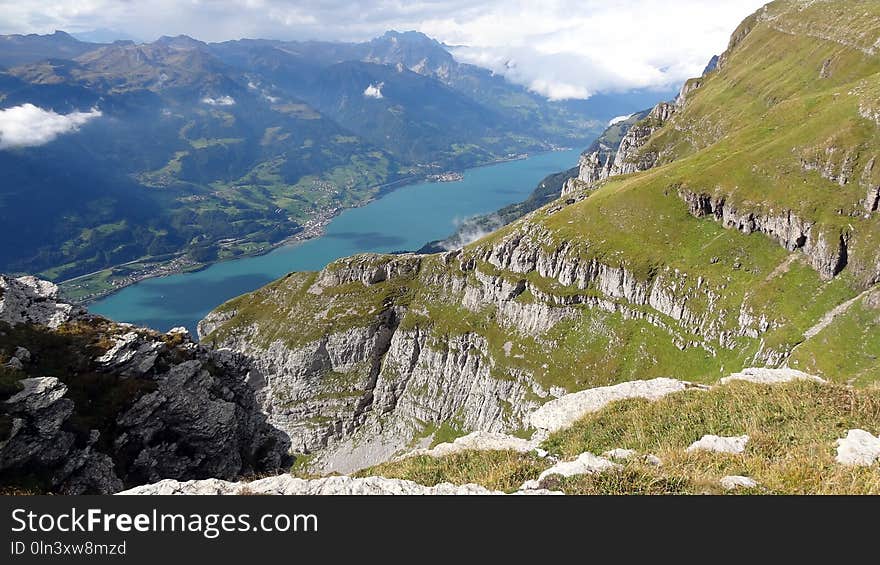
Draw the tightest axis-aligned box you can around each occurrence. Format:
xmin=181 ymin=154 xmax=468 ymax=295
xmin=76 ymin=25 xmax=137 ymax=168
xmin=801 ymin=284 xmax=879 ymax=342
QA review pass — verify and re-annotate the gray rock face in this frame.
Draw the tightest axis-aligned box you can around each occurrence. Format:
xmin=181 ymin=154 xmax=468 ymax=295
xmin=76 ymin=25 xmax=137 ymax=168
xmin=572 ymin=144 xmax=614 ymax=191
xmin=213 ymin=315 xmax=543 ymax=475
xmin=565 ymin=102 xmax=676 ymax=197
xmin=609 ymin=102 xmax=676 ymax=177
xmin=0 ymin=279 xmax=291 ymax=493
xmin=675 ymin=78 xmax=704 ymax=107
xmin=0 ymin=275 xmax=80 ymax=329
xmin=679 ymin=189 xmax=849 ymax=279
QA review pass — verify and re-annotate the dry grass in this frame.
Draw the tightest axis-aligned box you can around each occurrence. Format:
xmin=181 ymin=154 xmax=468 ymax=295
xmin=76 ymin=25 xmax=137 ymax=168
xmin=544 ymin=381 xmax=880 ymax=494
xmin=358 ymin=451 xmax=546 ymax=493
xmin=363 ymin=381 xmax=880 ymax=494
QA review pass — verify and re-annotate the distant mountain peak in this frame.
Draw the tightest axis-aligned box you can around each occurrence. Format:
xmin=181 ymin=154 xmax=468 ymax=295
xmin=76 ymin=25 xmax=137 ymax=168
xmin=155 ymin=34 xmax=205 ymax=49
xmin=380 ymin=30 xmax=435 ymax=42
xmin=71 ymin=28 xmax=139 ymax=44
xmin=372 ymin=30 xmax=448 ymax=50
xmin=702 ymin=55 xmax=720 ymax=75
xmin=365 ymin=29 xmax=453 ymax=78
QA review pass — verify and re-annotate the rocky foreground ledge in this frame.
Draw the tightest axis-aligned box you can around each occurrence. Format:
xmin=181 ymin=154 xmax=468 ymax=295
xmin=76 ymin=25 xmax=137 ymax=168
xmin=120 ymin=367 xmax=880 ymax=496
xmin=0 ymin=275 xmax=291 ymax=494
xmin=2 ymin=274 xmax=878 ymax=495
xmin=120 ymin=475 xmax=560 ymax=496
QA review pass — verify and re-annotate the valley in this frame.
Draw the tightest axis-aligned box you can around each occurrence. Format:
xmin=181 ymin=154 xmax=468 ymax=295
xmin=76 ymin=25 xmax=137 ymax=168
xmin=0 ymin=30 xmax=669 ymax=297
xmin=88 ymin=148 xmax=581 ymax=335
xmin=1 ymin=0 xmax=878 ymax=497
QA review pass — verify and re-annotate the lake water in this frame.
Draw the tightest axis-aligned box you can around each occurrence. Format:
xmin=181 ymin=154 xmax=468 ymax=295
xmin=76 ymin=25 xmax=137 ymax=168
xmin=90 ymin=149 xmax=579 ymax=336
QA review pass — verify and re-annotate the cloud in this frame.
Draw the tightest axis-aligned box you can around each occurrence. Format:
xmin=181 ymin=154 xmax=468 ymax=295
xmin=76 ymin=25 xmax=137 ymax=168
xmin=201 ymin=95 xmax=236 ymax=106
xmin=363 ymin=82 xmax=384 ymax=99
xmin=441 ymin=213 xmax=505 ymax=250
xmin=1 ymin=1 xmax=769 ymax=99
xmin=0 ymin=103 xmax=101 ymax=149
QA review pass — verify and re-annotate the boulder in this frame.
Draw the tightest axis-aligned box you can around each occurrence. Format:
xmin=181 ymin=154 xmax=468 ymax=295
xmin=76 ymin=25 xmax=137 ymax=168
xmin=835 ymin=429 xmax=880 ymax=466
xmin=687 ymin=434 xmax=749 ymax=454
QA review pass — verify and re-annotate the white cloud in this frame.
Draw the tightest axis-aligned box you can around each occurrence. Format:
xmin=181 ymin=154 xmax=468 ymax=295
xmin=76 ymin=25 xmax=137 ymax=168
xmin=1 ymin=0 xmax=769 ymax=99
xmin=0 ymin=103 xmax=101 ymax=149
xmin=363 ymin=82 xmax=384 ymax=99
xmin=201 ymin=95 xmax=236 ymax=106
xmin=608 ymin=114 xmax=633 ymax=126
xmin=435 ymin=0 xmax=768 ymax=98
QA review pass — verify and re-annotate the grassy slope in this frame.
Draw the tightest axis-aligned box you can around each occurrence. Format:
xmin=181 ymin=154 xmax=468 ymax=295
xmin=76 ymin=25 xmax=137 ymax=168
xmin=463 ymin=0 xmax=880 ymax=380
xmin=201 ymin=0 xmax=880 ymax=494
xmin=363 ymin=380 xmax=880 ymax=494
xmin=206 ymin=0 xmax=880 ymax=421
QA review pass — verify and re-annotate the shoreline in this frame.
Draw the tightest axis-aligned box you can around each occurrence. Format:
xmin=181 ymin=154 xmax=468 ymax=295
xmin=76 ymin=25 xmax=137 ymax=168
xmin=72 ymin=148 xmax=575 ymax=306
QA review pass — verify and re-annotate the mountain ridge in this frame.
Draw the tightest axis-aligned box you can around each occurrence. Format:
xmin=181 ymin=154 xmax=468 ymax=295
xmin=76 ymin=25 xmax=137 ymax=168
xmin=196 ymin=0 xmax=880 ymax=477
xmin=3 ymin=0 xmax=879 ymax=495
xmin=0 ymin=28 xmax=669 ymax=300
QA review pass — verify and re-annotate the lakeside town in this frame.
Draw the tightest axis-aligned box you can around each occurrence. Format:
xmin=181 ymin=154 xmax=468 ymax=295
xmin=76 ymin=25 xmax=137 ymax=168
xmin=59 ymin=149 xmax=556 ymax=304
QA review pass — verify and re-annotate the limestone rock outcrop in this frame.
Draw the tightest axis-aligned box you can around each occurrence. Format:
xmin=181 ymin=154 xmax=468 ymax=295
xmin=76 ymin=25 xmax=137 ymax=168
xmin=530 ymin=378 xmax=691 ymax=433
xmin=564 ymin=102 xmax=675 ymax=198
xmin=835 ymin=429 xmax=880 ymax=466
xmin=0 ymin=275 xmax=81 ymax=329
xmin=720 ymin=475 xmax=758 ymax=490
xmin=0 ymin=277 xmax=290 ymax=494
xmin=687 ymin=434 xmax=750 ymax=455
xmin=119 ymin=474 xmax=562 ymax=496
xmin=679 ymin=189 xmax=850 ymax=280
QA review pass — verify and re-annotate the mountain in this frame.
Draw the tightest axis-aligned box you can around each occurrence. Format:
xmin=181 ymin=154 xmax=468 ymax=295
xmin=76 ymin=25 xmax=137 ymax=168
xmin=192 ymin=0 xmax=880 ymax=484
xmin=0 ymin=30 xmax=669 ymax=298
xmin=3 ymin=0 xmax=880 ymax=495
xmin=0 ymin=31 xmax=103 ymax=68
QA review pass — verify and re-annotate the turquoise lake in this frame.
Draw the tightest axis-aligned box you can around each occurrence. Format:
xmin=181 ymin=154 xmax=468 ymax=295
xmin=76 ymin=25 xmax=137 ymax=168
xmin=90 ymin=149 xmax=579 ymax=336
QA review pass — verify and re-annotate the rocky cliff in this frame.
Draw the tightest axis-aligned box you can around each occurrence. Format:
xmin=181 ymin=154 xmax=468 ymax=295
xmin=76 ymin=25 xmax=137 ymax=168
xmin=199 ymin=0 xmax=880 ymax=476
xmin=563 ymin=53 xmax=723 ymax=198
xmin=0 ymin=275 xmax=290 ymax=494
xmin=120 ymin=368 xmax=880 ymax=495
xmin=563 ymin=102 xmax=676 ymax=197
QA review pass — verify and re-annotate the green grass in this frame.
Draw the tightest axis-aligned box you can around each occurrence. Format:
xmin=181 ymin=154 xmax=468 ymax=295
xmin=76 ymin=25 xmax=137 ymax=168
xmin=202 ymin=0 xmax=880 ymax=464
xmin=789 ymin=289 xmax=880 ymax=384
xmin=363 ymin=380 xmax=880 ymax=494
